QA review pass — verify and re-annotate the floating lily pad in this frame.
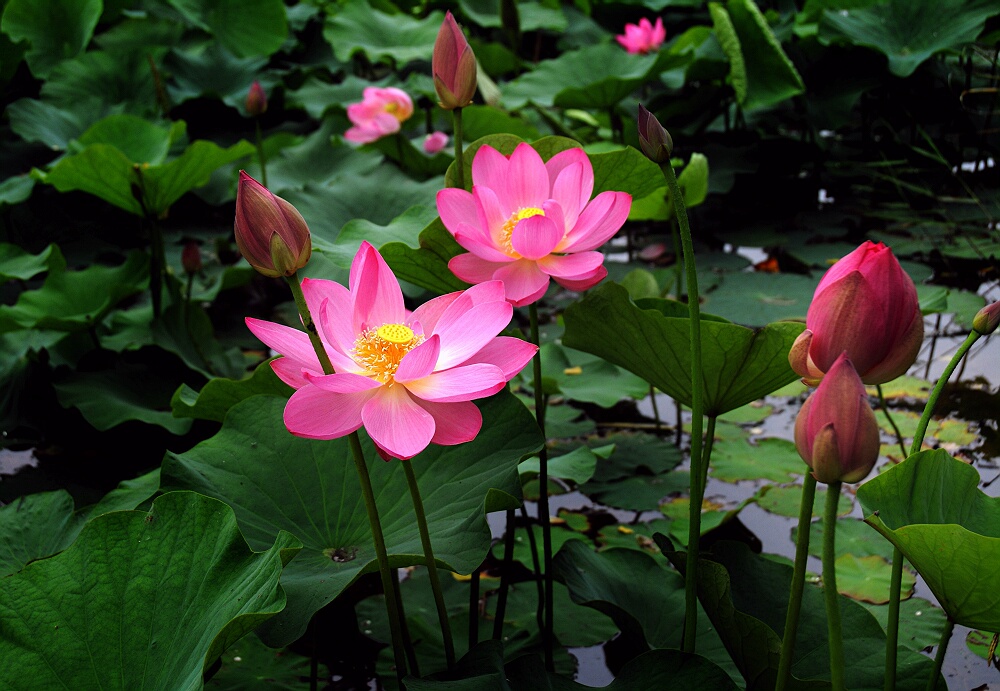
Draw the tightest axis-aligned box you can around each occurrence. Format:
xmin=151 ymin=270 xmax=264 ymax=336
xmin=519 ymin=443 xmax=609 ymax=486
xmin=563 ymin=282 xmax=805 ymax=416
xmin=0 ymin=491 xmax=300 ymax=690
xmin=660 ymin=496 xmax=749 ymax=546
xmin=799 ymin=517 xmax=896 ymax=562
xmin=710 ymin=423 xmax=806 ymax=483
xmin=867 ymin=376 xmax=931 ymax=401
xmin=596 ymin=519 xmax=675 ymax=554
xmin=162 ymin=391 xmax=542 ymax=647
xmin=701 ymin=271 xmax=819 ymax=325
xmin=862 ymin=598 xmax=948 ymax=652
xmin=579 ymin=432 xmax=687 ymax=511
xmin=755 ymin=485 xmax=852 ymax=518
xmin=857 ymin=449 xmax=1000 ymax=631
xmin=539 ymin=343 xmax=649 ymax=408
xmin=538 ymin=402 xmax=596 ymax=438
xmin=965 ymin=629 xmax=999 ymax=662
xmin=874 ymin=409 xmax=977 ymax=448
xmin=717 ymin=400 xmax=774 ymax=425
xmin=834 ymin=553 xmax=915 ymax=604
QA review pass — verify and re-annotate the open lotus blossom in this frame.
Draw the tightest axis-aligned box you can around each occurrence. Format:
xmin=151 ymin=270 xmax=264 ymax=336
xmin=436 ymin=143 xmax=632 ymax=306
xmin=344 ymin=87 xmax=414 ymax=144
xmin=616 ymin=17 xmax=666 ymax=54
xmin=423 ymin=131 xmax=449 ymax=154
xmin=789 ymin=241 xmax=923 ymax=386
xmin=246 ymin=242 xmax=536 ymax=460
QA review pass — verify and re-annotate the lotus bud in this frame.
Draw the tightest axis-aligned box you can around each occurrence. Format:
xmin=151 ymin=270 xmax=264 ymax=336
xmin=433 ymin=11 xmax=477 ymax=110
xmin=234 ymin=171 xmax=311 ymax=277
xmin=246 ymin=80 xmax=267 ymax=117
xmin=794 ymin=353 xmax=881 ymax=484
xmin=972 ymin=301 xmax=1000 ymax=336
xmin=637 ymin=104 xmax=673 ymax=163
xmin=790 ymin=241 xmax=923 ymax=385
xmin=181 ymin=241 xmax=202 ymax=275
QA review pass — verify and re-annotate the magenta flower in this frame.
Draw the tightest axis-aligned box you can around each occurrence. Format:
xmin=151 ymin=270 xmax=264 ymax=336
xmin=794 ymin=353 xmax=881 ymax=484
xmin=433 ymin=11 xmax=477 ymax=110
xmin=234 ymin=171 xmax=311 ymax=277
xmin=344 ymin=87 xmax=414 ymax=144
xmin=789 ymin=241 xmax=923 ymax=386
xmin=423 ymin=131 xmax=449 ymax=155
xmin=246 ymin=80 xmax=267 ymax=117
xmin=246 ymin=242 xmax=537 ymax=460
xmin=436 ymin=143 xmax=632 ymax=306
xmin=616 ymin=17 xmax=666 ymax=55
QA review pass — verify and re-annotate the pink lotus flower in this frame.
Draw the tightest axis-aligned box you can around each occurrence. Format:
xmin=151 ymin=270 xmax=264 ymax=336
xmin=423 ymin=131 xmax=449 ymax=155
xmin=616 ymin=17 xmax=666 ymax=55
xmin=789 ymin=241 xmax=923 ymax=386
xmin=235 ymin=171 xmax=311 ymax=278
xmin=433 ymin=11 xmax=477 ymax=110
xmin=344 ymin=87 xmax=414 ymax=144
xmin=246 ymin=242 xmax=537 ymax=460
xmin=794 ymin=353 xmax=880 ymax=484
xmin=436 ymin=143 xmax=632 ymax=306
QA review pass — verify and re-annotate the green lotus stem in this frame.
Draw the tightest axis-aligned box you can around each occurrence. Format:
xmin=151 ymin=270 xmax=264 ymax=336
xmin=520 ymin=503 xmax=545 ymax=638
xmin=660 ymin=156 xmax=705 ymax=654
xmin=925 ymin=618 xmax=954 ymax=691
xmin=528 ymin=301 xmax=555 ymax=671
xmin=882 ymin=329 xmax=980 ymax=691
xmin=649 ymin=384 xmax=662 ymax=433
xmin=255 ymin=119 xmax=268 ymax=188
xmin=823 ymin=481 xmax=846 ymax=691
xmin=390 ymin=573 xmax=419 ymax=676
xmin=469 ymin=564 xmax=481 ymax=650
xmin=493 ymin=508 xmax=516 ymax=641
xmin=402 ymin=460 xmax=456 ymax=667
xmin=286 ymin=272 xmax=408 ymax=682
xmin=453 ymin=107 xmax=465 ymax=189
xmin=877 ymin=384 xmax=908 ymax=459
xmin=776 ymin=472 xmax=818 ymax=691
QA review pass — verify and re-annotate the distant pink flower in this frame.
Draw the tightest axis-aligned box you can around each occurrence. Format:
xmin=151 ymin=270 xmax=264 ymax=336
xmin=246 ymin=242 xmax=536 ymax=460
xmin=436 ymin=143 xmax=632 ymax=306
xmin=344 ymin=87 xmax=414 ymax=144
xmin=423 ymin=131 xmax=449 ymax=155
xmin=616 ymin=17 xmax=666 ymax=54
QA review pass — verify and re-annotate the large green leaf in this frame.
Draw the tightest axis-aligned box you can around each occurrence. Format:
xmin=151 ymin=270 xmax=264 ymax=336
xmin=0 ymin=490 xmax=83 ymax=578
xmin=701 ymin=271 xmax=819 ymax=325
xmin=0 ymin=491 xmax=301 ymax=690
xmin=857 ymin=449 xmax=1000 ymax=631
xmin=161 ymin=390 xmax=543 ymax=646
xmin=166 ymin=0 xmax=288 ymax=57
xmin=0 ymin=251 xmax=147 ymax=331
xmin=0 ymin=243 xmax=63 ymax=281
xmin=724 ymin=0 xmax=805 ymax=110
xmin=323 ymin=4 xmax=444 ymax=65
xmin=819 ymin=0 xmax=999 ymax=78
xmin=562 ymin=282 xmax=805 ymax=416
xmin=379 ymin=218 xmax=471 ymax=295
xmin=171 ymin=360 xmax=293 ymax=423
xmin=660 ymin=539 xmax=943 ymax=690
xmin=0 ymin=0 xmax=101 ymax=77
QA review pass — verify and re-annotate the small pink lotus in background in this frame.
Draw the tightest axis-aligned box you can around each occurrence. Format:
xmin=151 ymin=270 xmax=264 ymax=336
xmin=789 ymin=241 xmax=923 ymax=385
xmin=436 ymin=143 xmax=632 ymax=306
xmin=423 ymin=131 xmax=449 ymax=155
xmin=344 ymin=87 xmax=414 ymax=144
xmin=794 ymin=352 xmax=880 ymax=484
xmin=616 ymin=17 xmax=666 ymax=54
xmin=246 ymin=80 xmax=267 ymax=117
xmin=246 ymin=242 xmax=536 ymax=460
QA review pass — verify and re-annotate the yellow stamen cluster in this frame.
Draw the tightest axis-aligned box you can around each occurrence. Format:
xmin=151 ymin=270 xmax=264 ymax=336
xmin=352 ymin=323 xmax=423 ymax=384
xmin=498 ymin=207 xmax=545 ymax=255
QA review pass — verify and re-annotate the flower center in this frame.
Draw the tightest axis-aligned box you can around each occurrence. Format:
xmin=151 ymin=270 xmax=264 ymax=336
xmin=352 ymin=324 xmax=423 ymax=384
xmin=499 ymin=207 xmax=545 ymax=255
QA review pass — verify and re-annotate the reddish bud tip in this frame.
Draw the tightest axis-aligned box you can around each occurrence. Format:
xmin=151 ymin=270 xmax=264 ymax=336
xmin=973 ymin=300 xmax=1000 ymax=336
xmin=234 ymin=171 xmax=311 ymax=277
xmin=181 ymin=241 xmax=202 ymax=275
xmin=433 ymin=11 xmax=477 ymax=110
xmin=246 ymin=81 xmax=267 ymax=117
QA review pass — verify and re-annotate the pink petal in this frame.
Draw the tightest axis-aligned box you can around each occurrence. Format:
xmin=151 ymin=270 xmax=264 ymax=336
xmin=403 ymin=363 xmax=506 ymax=402
xmin=471 ymin=145 xmax=509 ymax=198
xmin=460 ymin=336 xmax=537 ymax=380
xmin=270 ymin=358 xmax=312 ymax=388
xmin=493 ymin=259 xmax=550 ymax=307
xmin=433 ymin=299 xmax=514 ymax=370
xmin=433 ymin=280 xmax=507 ymax=335
xmin=283 ymin=376 xmax=380 ymax=439
xmin=304 ymin=280 xmax=355 ymax=355
xmin=455 ymin=222 xmax=514 ymax=262
xmin=416 ymin=399 xmax=483 ymax=445
xmin=449 ymin=253 xmax=507 ymax=284
xmin=505 ymin=143 xmax=549 ymax=211
xmin=553 ymin=265 xmax=607 ymax=292
xmin=361 ymin=385 xmax=435 ymax=460
xmin=408 ymin=291 xmax=463 ymax=335
xmin=246 ymin=317 xmax=322 ymax=386
xmin=511 ymin=215 xmax=563 ymax=260
xmin=546 ymin=149 xmax=593 ymax=210
xmin=351 ymin=241 xmax=405 ymax=331
xmin=536 ymin=251 xmax=604 ymax=278
xmin=395 ymin=334 xmax=441 ymax=382
xmin=558 ymin=191 xmax=632 ymax=252
xmin=541 ymin=200 xmax=566 ymax=238
xmin=436 ymin=188 xmax=478 ymax=233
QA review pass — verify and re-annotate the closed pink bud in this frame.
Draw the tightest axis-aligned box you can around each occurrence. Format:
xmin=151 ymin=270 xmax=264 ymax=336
xmin=181 ymin=241 xmax=202 ymax=275
xmin=794 ymin=353 xmax=881 ymax=484
xmin=234 ymin=171 xmax=311 ymax=277
xmin=637 ymin=104 xmax=672 ymax=163
xmin=423 ymin=131 xmax=449 ymax=154
xmin=972 ymin=300 xmax=1000 ymax=336
xmin=433 ymin=11 xmax=477 ymax=110
xmin=789 ymin=241 xmax=922 ymax=385
xmin=246 ymin=80 xmax=267 ymax=117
